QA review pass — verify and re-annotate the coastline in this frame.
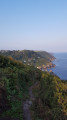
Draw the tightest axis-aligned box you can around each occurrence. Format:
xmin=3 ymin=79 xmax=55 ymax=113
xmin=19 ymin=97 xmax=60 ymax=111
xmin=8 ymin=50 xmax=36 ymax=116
xmin=37 ymin=57 xmax=56 ymax=72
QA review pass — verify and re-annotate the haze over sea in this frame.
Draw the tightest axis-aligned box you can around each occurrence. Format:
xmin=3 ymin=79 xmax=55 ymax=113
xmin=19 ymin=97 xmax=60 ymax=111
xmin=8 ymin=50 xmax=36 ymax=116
xmin=50 ymin=53 xmax=67 ymax=80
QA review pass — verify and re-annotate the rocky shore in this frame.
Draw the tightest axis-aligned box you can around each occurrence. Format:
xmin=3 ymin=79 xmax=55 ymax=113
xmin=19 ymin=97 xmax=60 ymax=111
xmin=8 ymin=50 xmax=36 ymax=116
xmin=37 ymin=57 xmax=56 ymax=72
xmin=37 ymin=62 xmax=56 ymax=71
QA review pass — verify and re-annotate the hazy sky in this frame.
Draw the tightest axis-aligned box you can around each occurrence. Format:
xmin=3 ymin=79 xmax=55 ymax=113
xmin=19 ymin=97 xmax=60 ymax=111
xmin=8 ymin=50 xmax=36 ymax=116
xmin=0 ymin=0 xmax=67 ymax=52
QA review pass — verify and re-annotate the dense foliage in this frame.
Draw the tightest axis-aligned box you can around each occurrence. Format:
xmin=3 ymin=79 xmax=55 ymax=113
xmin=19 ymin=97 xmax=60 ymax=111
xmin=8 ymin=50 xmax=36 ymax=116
xmin=32 ymin=72 xmax=67 ymax=120
xmin=0 ymin=55 xmax=41 ymax=119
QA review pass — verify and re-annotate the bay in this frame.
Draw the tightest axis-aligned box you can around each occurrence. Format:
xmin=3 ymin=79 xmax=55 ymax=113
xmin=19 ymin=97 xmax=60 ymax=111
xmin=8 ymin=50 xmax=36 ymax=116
xmin=49 ymin=53 xmax=67 ymax=80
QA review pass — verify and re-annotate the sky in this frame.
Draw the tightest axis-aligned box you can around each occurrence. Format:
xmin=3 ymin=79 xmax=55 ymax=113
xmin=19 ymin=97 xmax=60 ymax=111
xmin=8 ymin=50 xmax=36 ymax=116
xmin=0 ymin=0 xmax=67 ymax=52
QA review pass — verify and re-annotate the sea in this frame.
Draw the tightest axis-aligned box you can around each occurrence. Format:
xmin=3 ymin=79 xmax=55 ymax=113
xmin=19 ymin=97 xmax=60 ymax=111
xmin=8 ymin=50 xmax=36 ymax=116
xmin=49 ymin=53 xmax=67 ymax=80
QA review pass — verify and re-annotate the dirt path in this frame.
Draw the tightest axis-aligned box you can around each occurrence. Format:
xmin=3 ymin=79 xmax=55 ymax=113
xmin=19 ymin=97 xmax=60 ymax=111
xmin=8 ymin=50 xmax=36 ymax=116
xmin=23 ymin=83 xmax=37 ymax=120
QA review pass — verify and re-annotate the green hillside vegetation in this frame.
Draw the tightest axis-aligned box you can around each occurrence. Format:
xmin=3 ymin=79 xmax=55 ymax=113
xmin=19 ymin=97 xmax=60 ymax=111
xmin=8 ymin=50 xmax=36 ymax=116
xmin=0 ymin=55 xmax=67 ymax=120
xmin=0 ymin=55 xmax=41 ymax=119
xmin=0 ymin=50 xmax=55 ymax=67
xmin=32 ymin=73 xmax=67 ymax=120
xmin=36 ymin=51 xmax=54 ymax=60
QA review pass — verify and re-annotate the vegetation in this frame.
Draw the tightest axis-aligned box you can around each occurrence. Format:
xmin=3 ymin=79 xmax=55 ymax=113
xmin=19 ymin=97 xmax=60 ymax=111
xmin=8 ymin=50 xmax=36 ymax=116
xmin=0 ymin=50 xmax=55 ymax=67
xmin=0 ymin=55 xmax=67 ymax=120
xmin=0 ymin=55 xmax=41 ymax=119
xmin=32 ymin=72 xmax=67 ymax=120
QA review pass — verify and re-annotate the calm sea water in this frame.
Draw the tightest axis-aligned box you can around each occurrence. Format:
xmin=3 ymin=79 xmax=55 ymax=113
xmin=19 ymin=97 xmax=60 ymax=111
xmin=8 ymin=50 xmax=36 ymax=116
xmin=50 ymin=53 xmax=67 ymax=80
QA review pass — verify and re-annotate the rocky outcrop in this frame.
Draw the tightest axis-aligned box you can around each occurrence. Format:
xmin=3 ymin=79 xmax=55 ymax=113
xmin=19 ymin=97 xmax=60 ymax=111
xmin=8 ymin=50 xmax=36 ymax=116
xmin=37 ymin=63 xmax=56 ymax=71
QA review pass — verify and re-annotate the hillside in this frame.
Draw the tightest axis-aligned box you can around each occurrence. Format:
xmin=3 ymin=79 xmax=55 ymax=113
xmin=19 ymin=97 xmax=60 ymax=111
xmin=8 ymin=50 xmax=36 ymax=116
xmin=0 ymin=50 xmax=55 ymax=67
xmin=32 ymin=73 xmax=67 ymax=120
xmin=0 ymin=55 xmax=41 ymax=119
xmin=0 ymin=55 xmax=67 ymax=120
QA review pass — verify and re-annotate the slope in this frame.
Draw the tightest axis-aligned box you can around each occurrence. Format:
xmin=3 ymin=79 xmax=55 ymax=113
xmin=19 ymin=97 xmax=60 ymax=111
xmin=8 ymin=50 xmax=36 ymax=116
xmin=0 ymin=50 xmax=55 ymax=67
